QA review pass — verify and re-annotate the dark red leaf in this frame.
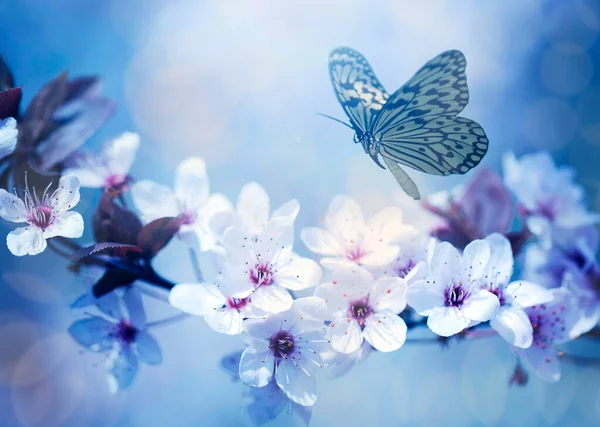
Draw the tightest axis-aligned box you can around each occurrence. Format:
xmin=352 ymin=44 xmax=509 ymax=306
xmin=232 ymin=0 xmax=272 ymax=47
xmin=0 ymin=55 xmax=15 ymax=91
xmin=0 ymin=87 xmax=22 ymax=119
xmin=36 ymin=97 xmax=116 ymax=171
xmin=93 ymin=192 xmax=143 ymax=246
xmin=93 ymin=268 xmax=137 ymax=298
xmin=23 ymin=72 xmax=68 ymax=124
xmin=71 ymin=242 xmax=141 ymax=261
xmin=137 ymin=216 xmax=186 ymax=258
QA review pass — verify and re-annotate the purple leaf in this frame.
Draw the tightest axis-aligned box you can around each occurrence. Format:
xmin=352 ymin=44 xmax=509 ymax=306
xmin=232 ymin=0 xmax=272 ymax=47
xmin=0 ymin=87 xmax=22 ymax=119
xmin=460 ymin=168 xmax=512 ymax=235
xmin=54 ymin=76 xmax=103 ymax=120
xmin=93 ymin=268 xmax=137 ymax=298
xmin=93 ymin=192 xmax=143 ymax=246
xmin=71 ymin=242 xmax=141 ymax=261
xmin=137 ymin=216 xmax=186 ymax=258
xmin=23 ymin=72 xmax=68 ymax=125
xmin=0 ymin=55 xmax=15 ymax=91
xmin=36 ymin=97 xmax=116 ymax=171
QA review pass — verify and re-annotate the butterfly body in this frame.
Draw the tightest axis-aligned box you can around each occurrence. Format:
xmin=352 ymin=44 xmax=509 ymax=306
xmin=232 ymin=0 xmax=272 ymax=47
xmin=327 ymin=47 xmax=488 ymax=200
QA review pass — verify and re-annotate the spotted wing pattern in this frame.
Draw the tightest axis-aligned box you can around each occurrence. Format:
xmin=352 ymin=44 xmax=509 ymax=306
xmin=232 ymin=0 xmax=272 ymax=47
xmin=329 ymin=47 xmax=389 ymax=132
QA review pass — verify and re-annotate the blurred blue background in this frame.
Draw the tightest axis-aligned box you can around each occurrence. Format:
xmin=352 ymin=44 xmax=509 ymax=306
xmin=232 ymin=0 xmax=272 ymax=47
xmin=1 ymin=0 xmax=600 ymax=426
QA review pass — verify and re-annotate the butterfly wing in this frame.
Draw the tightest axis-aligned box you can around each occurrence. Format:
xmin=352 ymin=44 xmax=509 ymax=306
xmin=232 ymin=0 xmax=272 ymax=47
xmin=329 ymin=47 xmax=389 ymax=132
xmin=372 ymin=50 xmax=488 ymax=176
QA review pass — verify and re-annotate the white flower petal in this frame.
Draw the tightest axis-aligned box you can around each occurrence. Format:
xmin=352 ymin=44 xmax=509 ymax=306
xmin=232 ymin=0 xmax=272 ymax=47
xmin=105 ymin=132 xmax=140 ymax=176
xmin=275 ymin=361 xmax=318 ymax=407
xmin=252 ymin=286 xmax=293 ymax=313
xmin=169 ymin=283 xmax=226 ymax=315
xmin=239 ymin=346 xmax=274 ymax=387
xmin=237 ymin=182 xmax=270 ymax=235
xmin=51 ymin=175 xmax=81 ymax=212
xmin=363 ymin=311 xmax=407 ymax=352
xmin=43 ymin=211 xmax=84 ymax=239
xmin=131 ymin=180 xmax=179 ymax=222
xmin=522 ymin=344 xmax=561 ymax=383
xmin=275 ymin=256 xmax=322 ymax=291
xmin=324 ymin=195 xmax=365 ymax=244
xmin=0 ymin=117 xmax=18 ymax=159
xmin=0 ymin=189 xmax=28 ymax=223
xmin=461 ymin=290 xmax=499 ymax=322
xmin=205 ymin=309 xmax=243 ymax=335
xmin=175 ymin=157 xmax=209 ymax=213
xmin=287 ymin=297 xmax=328 ymax=332
xmin=427 ymin=306 xmax=470 ymax=337
xmin=321 ymin=257 xmax=357 ymax=270
xmin=359 ymin=245 xmax=399 ymax=267
xmin=484 ymin=233 xmax=514 ymax=285
xmin=327 ymin=313 xmax=363 ymax=354
xmin=300 ymin=227 xmax=345 ymax=256
xmin=429 ymin=242 xmax=463 ymax=280
xmin=371 ymin=276 xmax=407 ymax=313
xmin=363 ymin=207 xmax=404 ymax=247
xmin=462 ymin=239 xmax=491 ymax=282
xmin=406 ymin=279 xmax=444 ymax=314
xmin=63 ymin=160 xmax=106 ymax=188
xmin=491 ymin=306 xmax=533 ymax=348
xmin=271 ymin=199 xmax=299 ymax=226
xmin=504 ymin=281 xmax=554 ymax=308
xmin=7 ymin=226 xmax=47 ymax=256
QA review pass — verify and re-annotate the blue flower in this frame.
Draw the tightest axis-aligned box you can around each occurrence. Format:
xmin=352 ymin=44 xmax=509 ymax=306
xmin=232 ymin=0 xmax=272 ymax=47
xmin=68 ymin=286 xmax=162 ymax=393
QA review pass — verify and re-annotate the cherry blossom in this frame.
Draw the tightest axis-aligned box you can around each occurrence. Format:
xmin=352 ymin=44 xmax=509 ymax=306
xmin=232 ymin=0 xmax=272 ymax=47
xmin=0 ymin=117 xmax=17 ymax=160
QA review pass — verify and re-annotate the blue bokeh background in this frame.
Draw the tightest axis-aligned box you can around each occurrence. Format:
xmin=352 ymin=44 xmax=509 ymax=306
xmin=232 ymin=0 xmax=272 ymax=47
xmin=1 ymin=0 xmax=600 ymax=426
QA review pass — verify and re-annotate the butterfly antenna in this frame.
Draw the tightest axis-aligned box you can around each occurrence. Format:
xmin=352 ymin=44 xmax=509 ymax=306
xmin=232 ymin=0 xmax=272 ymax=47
xmin=317 ymin=113 xmax=353 ymax=129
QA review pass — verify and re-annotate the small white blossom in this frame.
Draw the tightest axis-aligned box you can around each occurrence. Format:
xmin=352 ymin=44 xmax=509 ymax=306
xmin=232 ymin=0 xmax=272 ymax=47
xmin=132 ymin=157 xmax=232 ymax=250
xmin=219 ymin=222 xmax=321 ymax=313
xmin=481 ymin=233 xmax=554 ymax=348
xmin=169 ymin=281 xmax=262 ymax=335
xmin=512 ymin=288 xmax=579 ymax=382
xmin=209 ymin=181 xmax=299 ymax=244
xmin=503 ymin=151 xmax=599 ymax=244
xmin=407 ymin=240 xmax=500 ymax=337
xmin=63 ymin=132 xmax=140 ymax=189
xmin=301 ymin=195 xmax=408 ymax=270
xmin=0 ymin=175 xmax=84 ymax=256
xmin=315 ymin=268 xmax=408 ymax=353
xmin=0 ymin=117 xmax=18 ymax=160
xmin=239 ymin=297 xmax=328 ymax=407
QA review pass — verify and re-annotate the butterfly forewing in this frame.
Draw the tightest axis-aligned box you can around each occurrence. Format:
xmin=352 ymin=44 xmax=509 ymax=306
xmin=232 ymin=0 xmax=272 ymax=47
xmin=329 ymin=47 xmax=389 ymax=132
xmin=371 ymin=50 xmax=487 ymax=176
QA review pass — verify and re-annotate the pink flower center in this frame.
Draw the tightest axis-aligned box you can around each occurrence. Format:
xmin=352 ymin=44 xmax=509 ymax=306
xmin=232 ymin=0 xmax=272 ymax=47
xmin=181 ymin=210 xmax=197 ymax=225
xmin=22 ymin=181 xmax=58 ymax=231
xmin=444 ymin=283 xmax=469 ymax=307
xmin=535 ymin=201 xmax=556 ymax=221
xmin=28 ymin=204 xmax=54 ymax=230
xmin=397 ymin=259 xmax=415 ymax=278
xmin=269 ymin=330 xmax=295 ymax=359
xmin=104 ymin=174 xmax=129 ymax=190
xmin=114 ymin=320 xmax=137 ymax=345
xmin=249 ymin=263 xmax=274 ymax=288
xmin=227 ymin=297 xmax=250 ymax=311
xmin=346 ymin=245 xmax=366 ymax=262
xmin=348 ymin=296 xmax=373 ymax=328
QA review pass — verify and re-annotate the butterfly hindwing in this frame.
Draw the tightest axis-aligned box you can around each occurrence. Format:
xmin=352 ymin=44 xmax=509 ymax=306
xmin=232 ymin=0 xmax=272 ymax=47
xmin=329 ymin=47 xmax=389 ymax=132
xmin=378 ymin=115 xmax=488 ymax=175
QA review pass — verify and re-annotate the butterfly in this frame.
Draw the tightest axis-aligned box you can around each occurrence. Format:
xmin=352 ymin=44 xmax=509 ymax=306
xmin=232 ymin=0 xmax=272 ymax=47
xmin=325 ymin=47 xmax=489 ymax=200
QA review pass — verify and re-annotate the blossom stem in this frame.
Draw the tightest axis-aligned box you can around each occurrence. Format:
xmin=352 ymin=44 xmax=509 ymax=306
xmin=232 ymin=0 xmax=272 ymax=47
xmin=188 ymin=247 xmax=204 ymax=282
xmin=147 ymin=313 xmax=190 ymax=328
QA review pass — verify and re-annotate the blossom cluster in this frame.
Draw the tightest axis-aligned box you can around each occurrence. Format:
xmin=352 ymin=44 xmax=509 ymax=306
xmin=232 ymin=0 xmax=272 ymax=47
xmin=1 ymin=58 xmax=599 ymax=425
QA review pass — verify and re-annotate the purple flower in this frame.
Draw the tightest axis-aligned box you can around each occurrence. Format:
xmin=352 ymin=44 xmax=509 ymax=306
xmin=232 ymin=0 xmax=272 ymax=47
xmin=423 ymin=168 xmax=513 ymax=250
xmin=69 ymin=286 xmax=162 ymax=393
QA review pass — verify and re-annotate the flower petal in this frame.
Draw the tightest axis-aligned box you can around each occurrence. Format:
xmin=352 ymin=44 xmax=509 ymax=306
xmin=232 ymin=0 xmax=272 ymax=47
xmin=491 ymin=306 xmax=533 ymax=348
xmin=504 ymin=280 xmax=554 ymax=308
xmin=363 ymin=311 xmax=407 ymax=352
xmin=462 ymin=239 xmax=491 ymax=282
xmin=275 ymin=256 xmax=322 ymax=291
xmin=135 ymin=330 xmax=162 ymax=365
xmin=0 ymin=189 xmax=28 ymax=223
xmin=237 ymin=182 xmax=270 ymax=235
xmin=371 ymin=277 xmax=407 ymax=313
xmin=300 ymin=227 xmax=344 ymax=256
xmin=271 ymin=199 xmax=300 ymax=226
xmin=324 ymin=195 xmax=365 ymax=244
xmin=427 ymin=306 xmax=470 ymax=337
xmin=0 ymin=117 xmax=18 ymax=159
xmin=252 ymin=286 xmax=293 ymax=313
xmin=131 ymin=180 xmax=179 ymax=222
xmin=484 ymin=233 xmax=514 ymax=285
xmin=175 ymin=157 xmax=209 ymax=213
xmin=68 ymin=316 xmax=114 ymax=352
xmin=50 ymin=175 xmax=81 ymax=212
xmin=406 ymin=278 xmax=444 ymax=314
xmin=104 ymin=132 xmax=140 ymax=176
xmin=169 ymin=283 xmax=226 ymax=315
xmin=43 ymin=211 xmax=84 ymax=239
xmin=123 ymin=286 xmax=147 ymax=329
xmin=461 ymin=290 xmax=499 ymax=322
xmin=359 ymin=245 xmax=399 ymax=267
xmin=429 ymin=242 xmax=464 ymax=280
xmin=7 ymin=226 xmax=46 ymax=256
xmin=275 ymin=361 xmax=318 ymax=407
xmin=521 ymin=344 xmax=561 ymax=383
xmin=107 ymin=346 xmax=138 ymax=393
xmin=239 ymin=346 xmax=274 ymax=387
xmin=363 ymin=207 xmax=405 ymax=247
xmin=205 ymin=309 xmax=244 ymax=335
xmin=327 ymin=312 xmax=363 ymax=354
